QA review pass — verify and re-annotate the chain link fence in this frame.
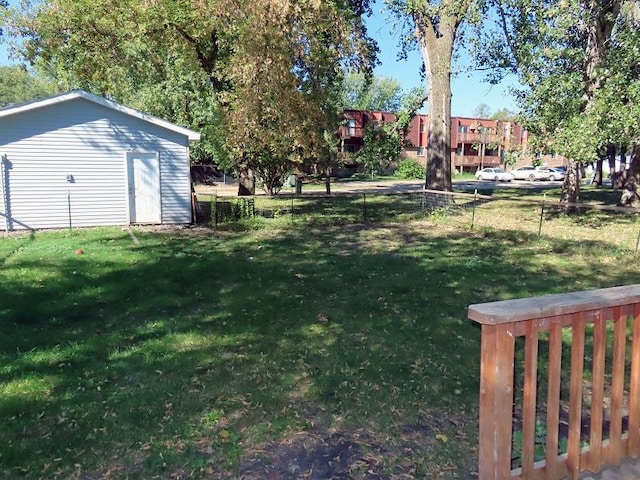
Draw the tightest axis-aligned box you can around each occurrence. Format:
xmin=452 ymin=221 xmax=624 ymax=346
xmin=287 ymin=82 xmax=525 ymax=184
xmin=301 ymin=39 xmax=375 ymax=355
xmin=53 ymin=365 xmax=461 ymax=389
xmin=194 ymin=189 xmax=640 ymax=254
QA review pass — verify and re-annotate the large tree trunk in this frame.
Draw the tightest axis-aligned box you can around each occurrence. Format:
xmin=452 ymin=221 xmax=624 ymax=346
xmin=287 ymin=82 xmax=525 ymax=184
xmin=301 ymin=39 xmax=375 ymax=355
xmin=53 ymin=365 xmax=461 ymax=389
xmin=325 ymin=167 xmax=331 ymax=195
xmin=608 ymin=146 xmax=617 ymax=178
xmin=413 ymin=2 xmax=468 ymax=192
xmin=618 ymin=146 xmax=640 ymax=207
xmin=612 ymin=146 xmax=626 ymax=189
xmin=594 ymin=144 xmax=615 ymax=187
xmin=237 ymin=167 xmax=255 ymax=196
xmin=561 ymin=160 xmax=581 ymax=206
xmin=592 ymin=158 xmax=603 ymax=186
xmin=423 ymin=59 xmax=453 ymax=191
xmin=581 ymin=0 xmax=622 ymax=99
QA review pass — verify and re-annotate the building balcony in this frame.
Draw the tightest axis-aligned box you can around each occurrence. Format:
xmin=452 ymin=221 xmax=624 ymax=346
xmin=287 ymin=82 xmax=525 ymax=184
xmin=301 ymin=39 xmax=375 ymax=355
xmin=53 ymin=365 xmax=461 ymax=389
xmin=457 ymin=132 xmax=503 ymax=144
xmin=339 ymin=127 xmax=364 ymax=139
xmin=454 ymin=155 xmax=502 ymax=167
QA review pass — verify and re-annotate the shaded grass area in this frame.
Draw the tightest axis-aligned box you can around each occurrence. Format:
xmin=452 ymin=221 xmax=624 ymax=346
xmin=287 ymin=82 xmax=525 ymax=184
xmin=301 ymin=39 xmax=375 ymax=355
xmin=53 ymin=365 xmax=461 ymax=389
xmin=1 ymin=222 xmax=639 ymax=479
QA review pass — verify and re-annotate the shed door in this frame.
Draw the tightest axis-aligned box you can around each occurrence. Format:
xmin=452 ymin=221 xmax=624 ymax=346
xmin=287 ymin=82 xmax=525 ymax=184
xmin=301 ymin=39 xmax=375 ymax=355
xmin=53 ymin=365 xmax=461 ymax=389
xmin=127 ymin=152 xmax=161 ymax=224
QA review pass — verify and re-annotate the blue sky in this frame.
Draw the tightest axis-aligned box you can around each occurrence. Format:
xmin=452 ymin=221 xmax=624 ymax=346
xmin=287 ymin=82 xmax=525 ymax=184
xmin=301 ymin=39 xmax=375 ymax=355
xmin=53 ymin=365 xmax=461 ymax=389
xmin=0 ymin=0 xmax=519 ymax=117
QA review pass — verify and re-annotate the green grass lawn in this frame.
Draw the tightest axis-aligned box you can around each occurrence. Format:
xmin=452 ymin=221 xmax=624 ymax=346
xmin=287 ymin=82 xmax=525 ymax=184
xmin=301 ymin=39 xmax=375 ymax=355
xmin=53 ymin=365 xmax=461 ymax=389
xmin=1 ymin=212 xmax=639 ymax=478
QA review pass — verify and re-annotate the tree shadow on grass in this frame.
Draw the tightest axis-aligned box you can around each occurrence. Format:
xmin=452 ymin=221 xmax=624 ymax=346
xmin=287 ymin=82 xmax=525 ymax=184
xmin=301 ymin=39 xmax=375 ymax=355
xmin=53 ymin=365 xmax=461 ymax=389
xmin=0 ymin=225 xmax=638 ymax=478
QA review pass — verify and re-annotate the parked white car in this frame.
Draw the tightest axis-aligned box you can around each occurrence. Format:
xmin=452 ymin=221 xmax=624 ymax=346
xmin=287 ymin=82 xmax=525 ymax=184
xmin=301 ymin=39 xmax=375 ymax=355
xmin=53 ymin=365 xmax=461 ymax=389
xmin=512 ymin=166 xmax=552 ymax=181
xmin=475 ymin=167 xmax=514 ymax=182
xmin=547 ymin=168 xmax=566 ymax=181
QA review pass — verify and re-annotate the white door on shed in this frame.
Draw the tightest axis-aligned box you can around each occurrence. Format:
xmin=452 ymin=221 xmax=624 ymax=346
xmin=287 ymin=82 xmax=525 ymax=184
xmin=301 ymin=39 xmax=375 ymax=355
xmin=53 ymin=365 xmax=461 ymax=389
xmin=127 ymin=152 xmax=161 ymax=224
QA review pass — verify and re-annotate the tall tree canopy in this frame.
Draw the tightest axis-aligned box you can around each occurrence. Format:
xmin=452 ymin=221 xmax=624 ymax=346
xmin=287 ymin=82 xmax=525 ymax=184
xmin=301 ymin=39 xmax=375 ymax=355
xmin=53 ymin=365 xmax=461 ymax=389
xmin=0 ymin=0 xmax=8 ymax=39
xmin=475 ymin=0 xmax=638 ymax=204
xmin=472 ymin=102 xmax=492 ymax=119
xmin=6 ymin=0 xmax=377 ymax=195
xmin=354 ymin=85 xmax=428 ymax=175
xmin=341 ymin=72 xmax=405 ymax=111
xmin=0 ymin=65 xmax=58 ymax=106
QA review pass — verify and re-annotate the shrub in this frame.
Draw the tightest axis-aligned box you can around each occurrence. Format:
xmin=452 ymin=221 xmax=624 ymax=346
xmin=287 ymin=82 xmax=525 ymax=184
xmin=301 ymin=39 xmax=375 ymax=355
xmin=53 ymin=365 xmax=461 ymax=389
xmin=395 ymin=158 xmax=425 ymax=179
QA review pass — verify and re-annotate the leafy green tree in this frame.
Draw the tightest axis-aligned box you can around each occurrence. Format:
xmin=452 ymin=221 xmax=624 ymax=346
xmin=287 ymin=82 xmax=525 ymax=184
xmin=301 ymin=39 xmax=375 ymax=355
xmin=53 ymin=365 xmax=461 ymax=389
xmin=225 ymin=2 xmax=380 ymax=195
xmin=592 ymin=16 xmax=640 ymax=206
xmin=490 ymin=107 xmax=516 ymax=121
xmin=341 ymin=72 xmax=404 ymax=111
xmin=357 ymin=123 xmax=402 ymax=176
xmin=0 ymin=65 xmax=58 ymax=106
xmin=395 ymin=158 xmax=425 ymax=179
xmin=355 ymin=86 xmax=428 ymax=175
xmin=0 ymin=0 xmax=9 ymax=42
xmin=476 ymin=0 xmax=628 ymax=204
xmin=6 ymin=0 xmax=376 ymax=196
xmin=472 ymin=103 xmax=492 ymax=118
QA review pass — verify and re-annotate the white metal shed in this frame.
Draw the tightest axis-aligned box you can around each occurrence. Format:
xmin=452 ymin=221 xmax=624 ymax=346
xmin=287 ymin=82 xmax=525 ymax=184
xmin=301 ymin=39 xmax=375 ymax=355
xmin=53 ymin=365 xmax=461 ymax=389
xmin=0 ymin=90 xmax=200 ymax=231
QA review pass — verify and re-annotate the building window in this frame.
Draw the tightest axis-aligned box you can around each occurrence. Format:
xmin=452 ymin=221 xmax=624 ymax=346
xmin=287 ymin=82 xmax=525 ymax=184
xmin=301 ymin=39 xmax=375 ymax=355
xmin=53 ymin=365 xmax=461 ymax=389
xmin=456 ymin=146 xmax=463 ymax=156
xmin=420 ymin=122 xmax=426 ymax=133
xmin=458 ymin=125 xmax=469 ymax=133
xmin=342 ymin=143 xmax=357 ymax=153
xmin=347 ymin=119 xmax=356 ymax=136
xmin=418 ymin=147 xmax=426 ymax=156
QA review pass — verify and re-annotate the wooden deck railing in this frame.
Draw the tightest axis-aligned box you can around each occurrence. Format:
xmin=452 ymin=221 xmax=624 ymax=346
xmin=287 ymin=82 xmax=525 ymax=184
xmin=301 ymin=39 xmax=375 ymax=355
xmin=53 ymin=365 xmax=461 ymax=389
xmin=468 ymin=285 xmax=640 ymax=480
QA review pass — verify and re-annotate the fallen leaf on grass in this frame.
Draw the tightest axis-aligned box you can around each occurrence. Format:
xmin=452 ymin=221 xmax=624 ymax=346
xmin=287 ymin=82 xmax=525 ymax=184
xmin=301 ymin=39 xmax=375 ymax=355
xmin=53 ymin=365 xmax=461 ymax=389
xmin=435 ymin=434 xmax=448 ymax=443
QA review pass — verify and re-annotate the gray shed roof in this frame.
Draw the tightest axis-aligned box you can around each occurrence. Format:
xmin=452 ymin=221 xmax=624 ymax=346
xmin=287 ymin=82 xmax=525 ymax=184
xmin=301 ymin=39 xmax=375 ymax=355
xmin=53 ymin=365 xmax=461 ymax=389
xmin=0 ymin=90 xmax=201 ymax=141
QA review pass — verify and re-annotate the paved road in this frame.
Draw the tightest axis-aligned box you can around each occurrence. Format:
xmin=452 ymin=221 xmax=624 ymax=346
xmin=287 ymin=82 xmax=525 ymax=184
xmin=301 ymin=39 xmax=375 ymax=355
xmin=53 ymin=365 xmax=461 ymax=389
xmin=195 ymin=178 xmax=566 ymax=196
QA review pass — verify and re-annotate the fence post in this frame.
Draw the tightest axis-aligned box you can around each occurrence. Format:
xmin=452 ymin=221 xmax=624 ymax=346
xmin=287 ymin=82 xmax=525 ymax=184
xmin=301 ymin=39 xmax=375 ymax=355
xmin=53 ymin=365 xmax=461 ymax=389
xmin=363 ymin=193 xmax=367 ymax=223
xmin=213 ymin=194 xmax=217 ymax=228
xmin=291 ymin=194 xmax=294 ymax=225
xmin=538 ymin=193 xmax=546 ymax=236
xmin=471 ymin=188 xmax=478 ymax=231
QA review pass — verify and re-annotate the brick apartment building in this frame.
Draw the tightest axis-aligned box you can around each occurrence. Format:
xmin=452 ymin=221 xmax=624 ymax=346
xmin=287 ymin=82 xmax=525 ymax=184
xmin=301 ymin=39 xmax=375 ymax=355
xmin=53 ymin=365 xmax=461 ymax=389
xmin=339 ymin=110 xmax=533 ymax=173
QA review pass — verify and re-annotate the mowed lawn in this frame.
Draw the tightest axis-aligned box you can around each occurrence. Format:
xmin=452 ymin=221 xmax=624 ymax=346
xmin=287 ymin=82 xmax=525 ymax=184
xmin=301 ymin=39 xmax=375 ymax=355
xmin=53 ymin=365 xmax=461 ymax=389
xmin=1 ymin=215 xmax=639 ymax=479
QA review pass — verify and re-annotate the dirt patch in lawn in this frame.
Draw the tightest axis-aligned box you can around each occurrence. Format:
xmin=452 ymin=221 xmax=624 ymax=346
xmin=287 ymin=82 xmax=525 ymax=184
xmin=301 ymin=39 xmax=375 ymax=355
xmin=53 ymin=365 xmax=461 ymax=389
xmin=235 ymin=409 xmax=479 ymax=479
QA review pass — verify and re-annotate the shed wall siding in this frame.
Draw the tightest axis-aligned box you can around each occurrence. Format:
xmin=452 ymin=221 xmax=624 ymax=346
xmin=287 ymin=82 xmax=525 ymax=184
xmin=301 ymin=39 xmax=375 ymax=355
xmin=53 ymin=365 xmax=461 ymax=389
xmin=0 ymin=97 xmax=192 ymax=230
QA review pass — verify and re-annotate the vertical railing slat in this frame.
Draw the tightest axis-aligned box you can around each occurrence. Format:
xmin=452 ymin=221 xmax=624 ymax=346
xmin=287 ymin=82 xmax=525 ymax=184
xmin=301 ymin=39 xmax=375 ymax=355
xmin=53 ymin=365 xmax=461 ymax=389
xmin=628 ymin=303 xmax=640 ymax=456
xmin=545 ymin=317 xmax=563 ymax=478
xmin=479 ymin=323 xmax=516 ymax=480
xmin=567 ymin=312 xmax=586 ymax=478
xmin=522 ymin=321 xmax=540 ymax=477
xmin=607 ymin=305 xmax=628 ymax=465
xmin=586 ymin=309 xmax=607 ymax=471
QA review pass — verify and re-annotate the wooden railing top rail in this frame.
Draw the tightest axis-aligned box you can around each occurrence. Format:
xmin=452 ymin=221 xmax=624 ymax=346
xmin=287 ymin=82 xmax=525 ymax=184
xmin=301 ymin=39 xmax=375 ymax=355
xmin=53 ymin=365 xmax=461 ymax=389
xmin=468 ymin=284 xmax=640 ymax=325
